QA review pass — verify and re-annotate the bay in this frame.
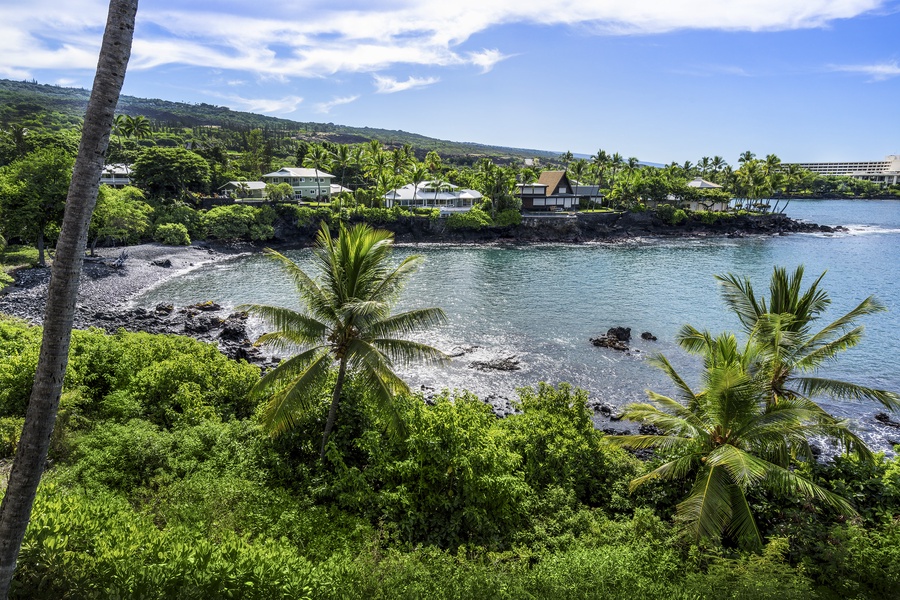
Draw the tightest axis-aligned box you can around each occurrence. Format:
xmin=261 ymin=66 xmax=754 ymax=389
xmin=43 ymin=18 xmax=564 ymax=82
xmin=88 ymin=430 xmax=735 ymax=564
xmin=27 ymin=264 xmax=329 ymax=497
xmin=134 ymin=199 xmax=900 ymax=450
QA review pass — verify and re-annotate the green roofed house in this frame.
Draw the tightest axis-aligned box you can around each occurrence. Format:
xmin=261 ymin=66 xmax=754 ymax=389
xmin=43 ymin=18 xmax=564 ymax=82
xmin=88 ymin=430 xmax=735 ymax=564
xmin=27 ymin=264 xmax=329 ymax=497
xmin=220 ymin=181 xmax=266 ymax=199
xmin=262 ymin=167 xmax=335 ymax=201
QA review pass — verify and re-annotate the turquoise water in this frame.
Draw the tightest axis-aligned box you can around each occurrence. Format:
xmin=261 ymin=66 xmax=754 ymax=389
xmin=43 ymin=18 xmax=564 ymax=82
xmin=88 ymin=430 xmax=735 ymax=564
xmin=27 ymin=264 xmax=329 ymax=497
xmin=135 ymin=200 xmax=900 ymax=449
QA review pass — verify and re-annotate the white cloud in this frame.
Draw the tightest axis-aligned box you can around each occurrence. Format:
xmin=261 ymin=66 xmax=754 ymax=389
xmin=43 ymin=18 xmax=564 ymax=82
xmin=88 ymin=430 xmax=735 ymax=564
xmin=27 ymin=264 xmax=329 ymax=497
xmin=0 ymin=0 xmax=888 ymax=80
xmin=830 ymin=60 xmax=900 ymax=81
xmin=314 ymin=95 xmax=360 ymax=113
xmin=215 ymin=94 xmax=304 ymax=114
xmin=468 ymin=49 xmax=511 ymax=74
xmin=373 ymin=75 xmax=440 ymax=93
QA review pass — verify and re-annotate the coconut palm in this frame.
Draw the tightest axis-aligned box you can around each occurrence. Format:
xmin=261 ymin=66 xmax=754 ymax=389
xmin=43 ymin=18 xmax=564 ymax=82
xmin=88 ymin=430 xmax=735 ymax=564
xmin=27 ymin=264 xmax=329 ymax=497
xmin=240 ymin=223 xmax=447 ymax=459
xmin=127 ymin=114 xmax=152 ymax=139
xmin=714 ymin=266 xmax=900 ymax=415
xmin=302 ymin=144 xmax=332 ymax=201
xmin=409 ymin=164 xmax=428 ymax=208
xmin=610 ymin=332 xmax=857 ymax=550
xmin=0 ymin=0 xmax=138 ymax=591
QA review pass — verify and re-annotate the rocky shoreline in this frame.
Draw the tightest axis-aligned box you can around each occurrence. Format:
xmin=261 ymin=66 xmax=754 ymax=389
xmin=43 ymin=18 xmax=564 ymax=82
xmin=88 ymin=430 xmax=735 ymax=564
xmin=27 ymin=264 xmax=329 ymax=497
xmin=0 ymin=213 xmax=833 ymax=366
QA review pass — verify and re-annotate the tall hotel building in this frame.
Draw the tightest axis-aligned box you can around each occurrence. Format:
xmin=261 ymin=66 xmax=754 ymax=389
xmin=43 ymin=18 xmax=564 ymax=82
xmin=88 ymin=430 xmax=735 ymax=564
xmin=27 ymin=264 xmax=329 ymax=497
xmin=784 ymin=155 xmax=900 ymax=185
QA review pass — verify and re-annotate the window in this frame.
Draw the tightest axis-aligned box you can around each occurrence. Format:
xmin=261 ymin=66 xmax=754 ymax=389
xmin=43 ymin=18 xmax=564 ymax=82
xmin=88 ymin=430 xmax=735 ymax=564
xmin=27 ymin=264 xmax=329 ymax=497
xmin=559 ymin=186 xmax=566 ymax=194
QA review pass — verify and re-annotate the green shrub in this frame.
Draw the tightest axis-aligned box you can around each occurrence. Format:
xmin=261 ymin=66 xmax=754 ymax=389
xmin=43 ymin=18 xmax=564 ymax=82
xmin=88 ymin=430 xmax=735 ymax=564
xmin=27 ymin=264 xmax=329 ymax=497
xmin=0 ymin=416 xmax=24 ymax=458
xmin=494 ymin=209 xmax=522 ymax=227
xmin=152 ymin=204 xmax=203 ymax=238
xmin=15 ymin=486 xmax=321 ymax=599
xmin=202 ymin=205 xmax=257 ymax=240
xmin=348 ymin=392 xmax=532 ymax=549
xmin=153 ymin=222 xmax=190 ymax=245
xmin=503 ymin=383 xmax=638 ymax=512
xmin=446 ymin=208 xmax=493 ymax=230
xmin=655 ymin=203 xmax=687 ymax=225
xmin=694 ymin=210 xmax=720 ymax=225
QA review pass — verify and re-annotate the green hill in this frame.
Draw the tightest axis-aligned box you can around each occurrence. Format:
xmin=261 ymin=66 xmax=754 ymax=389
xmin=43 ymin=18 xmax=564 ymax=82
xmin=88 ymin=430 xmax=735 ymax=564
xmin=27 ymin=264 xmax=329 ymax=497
xmin=0 ymin=78 xmax=556 ymax=162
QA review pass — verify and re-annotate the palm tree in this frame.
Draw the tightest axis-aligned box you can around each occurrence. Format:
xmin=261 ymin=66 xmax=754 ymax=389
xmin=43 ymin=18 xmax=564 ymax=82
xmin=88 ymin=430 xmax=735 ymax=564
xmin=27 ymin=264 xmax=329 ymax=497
xmin=715 ymin=266 xmax=900 ymax=415
xmin=333 ymin=144 xmax=352 ymax=190
xmin=0 ymin=0 xmax=138 ymax=592
xmin=302 ymin=144 xmax=332 ymax=201
xmin=127 ymin=114 xmax=152 ymax=139
xmin=610 ymin=332 xmax=857 ymax=550
xmin=409 ymin=164 xmax=429 ymax=208
xmin=570 ymin=159 xmax=588 ymax=206
xmin=591 ymin=149 xmax=610 ymax=188
xmin=239 ymin=223 xmax=447 ymax=459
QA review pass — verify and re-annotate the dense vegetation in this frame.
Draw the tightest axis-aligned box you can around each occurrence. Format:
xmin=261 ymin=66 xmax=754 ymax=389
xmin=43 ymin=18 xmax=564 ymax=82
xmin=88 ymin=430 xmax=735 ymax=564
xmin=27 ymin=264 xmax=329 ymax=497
xmin=0 ymin=318 xmax=898 ymax=598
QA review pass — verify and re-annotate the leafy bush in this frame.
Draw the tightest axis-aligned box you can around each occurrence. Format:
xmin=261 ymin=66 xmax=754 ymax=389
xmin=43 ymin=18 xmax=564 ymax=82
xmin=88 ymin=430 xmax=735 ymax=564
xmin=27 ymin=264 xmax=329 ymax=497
xmin=494 ymin=209 xmax=522 ymax=227
xmin=0 ymin=416 xmax=24 ymax=458
xmin=15 ymin=486 xmax=321 ymax=599
xmin=503 ymin=383 xmax=637 ymax=511
xmin=446 ymin=208 xmax=493 ymax=230
xmin=153 ymin=222 xmax=190 ymax=245
xmin=655 ymin=203 xmax=687 ymax=225
xmin=152 ymin=204 xmax=203 ymax=238
xmin=342 ymin=392 xmax=532 ymax=549
xmin=694 ymin=210 xmax=721 ymax=225
xmin=203 ymin=205 xmax=268 ymax=240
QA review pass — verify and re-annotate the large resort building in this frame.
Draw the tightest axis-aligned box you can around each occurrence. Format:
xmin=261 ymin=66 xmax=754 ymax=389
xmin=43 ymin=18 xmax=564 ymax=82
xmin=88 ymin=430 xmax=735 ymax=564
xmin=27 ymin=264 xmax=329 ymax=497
xmin=784 ymin=155 xmax=900 ymax=185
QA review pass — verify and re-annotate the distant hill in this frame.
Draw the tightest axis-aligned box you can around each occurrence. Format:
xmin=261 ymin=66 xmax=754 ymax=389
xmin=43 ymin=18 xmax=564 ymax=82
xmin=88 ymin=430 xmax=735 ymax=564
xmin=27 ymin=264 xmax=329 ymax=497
xmin=0 ymin=79 xmax=557 ymax=162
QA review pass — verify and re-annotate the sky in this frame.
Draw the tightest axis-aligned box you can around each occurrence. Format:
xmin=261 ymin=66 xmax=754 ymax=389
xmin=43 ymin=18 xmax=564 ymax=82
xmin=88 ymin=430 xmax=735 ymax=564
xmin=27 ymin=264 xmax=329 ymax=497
xmin=2 ymin=0 xmax=899 ymax=164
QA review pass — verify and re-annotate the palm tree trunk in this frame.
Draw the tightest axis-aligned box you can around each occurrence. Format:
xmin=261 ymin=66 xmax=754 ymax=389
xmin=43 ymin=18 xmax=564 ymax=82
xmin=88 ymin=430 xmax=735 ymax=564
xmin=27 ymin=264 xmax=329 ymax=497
xmin=0 ymin=1 xmax=138 ymax=594
xmin=36 ymin=230 xmax=45 ymax=268
xmin=320 ymin=358 xmax=347 ymax=460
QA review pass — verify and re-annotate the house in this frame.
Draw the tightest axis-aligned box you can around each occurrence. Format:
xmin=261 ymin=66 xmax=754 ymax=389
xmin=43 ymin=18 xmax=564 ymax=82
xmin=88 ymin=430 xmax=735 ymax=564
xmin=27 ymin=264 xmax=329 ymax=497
xmin=261 ymin=167 xmax=334 ymax=201
xmin=516 ymin=171 xmax=579 ymax=211
xmin=685 ymin=177 xmax=729 ymax=211
xmin=99 ymin=163 xmax=132 ymax=188
xmin=219 ymin=181 xmax=266 ymax=199
xmin=383 ymin=181 xmax=482 ymax=213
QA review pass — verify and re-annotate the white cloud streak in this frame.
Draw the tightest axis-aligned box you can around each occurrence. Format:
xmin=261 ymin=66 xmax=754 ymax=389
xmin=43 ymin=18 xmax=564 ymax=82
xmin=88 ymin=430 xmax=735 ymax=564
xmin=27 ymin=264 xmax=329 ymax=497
xmin=830 ymin=60 xmax=900 ymax=81
xmin=314 ymin=95 xmax=360 ymax=113
xmin=0 ymin=0 xmax=888 ymax=81
xmin=373 ymin=75 xmax=440 ymax=93
xmin=214 ymin=94 xmax=304 ymax=114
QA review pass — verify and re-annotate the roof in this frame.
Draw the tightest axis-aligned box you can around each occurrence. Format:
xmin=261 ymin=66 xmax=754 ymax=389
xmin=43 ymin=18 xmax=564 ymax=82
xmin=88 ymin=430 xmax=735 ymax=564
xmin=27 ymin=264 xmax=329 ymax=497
xmin=262 ymin=167 xmax=335 ymax=179
xmin=220 ymin=181 xmax=266 ymax=190
xmin=383 ymin=182 xmax=482 ymax=202
xmin=330 ymin=183 xmax=352 ymax=194
xmin=536 ymin=171 xmax=573 ymax=196
xmin=686 ymin=177 xmax=723 ymax=189
xmin=101 ymin=163 xmax=132 ymax=175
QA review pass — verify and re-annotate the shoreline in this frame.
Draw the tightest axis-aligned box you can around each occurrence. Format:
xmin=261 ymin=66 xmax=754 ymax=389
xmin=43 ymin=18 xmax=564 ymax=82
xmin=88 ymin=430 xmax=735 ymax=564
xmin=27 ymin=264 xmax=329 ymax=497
xmin=0 ymin=214 xmax=838 ymax=336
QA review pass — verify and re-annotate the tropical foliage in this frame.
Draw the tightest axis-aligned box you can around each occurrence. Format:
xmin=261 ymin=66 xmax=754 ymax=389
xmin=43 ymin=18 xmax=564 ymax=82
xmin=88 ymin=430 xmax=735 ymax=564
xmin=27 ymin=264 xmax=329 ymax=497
xmin=611 ymin=266 xmax=898 ymax=549
xmin=239 ymin=222 xmax=447 ymax=458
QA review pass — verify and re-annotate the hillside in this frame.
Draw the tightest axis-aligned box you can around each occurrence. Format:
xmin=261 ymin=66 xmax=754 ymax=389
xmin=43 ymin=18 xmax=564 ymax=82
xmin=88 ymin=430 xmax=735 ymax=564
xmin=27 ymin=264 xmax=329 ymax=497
xmin=0 ymin=78 xmax=556 ymax=162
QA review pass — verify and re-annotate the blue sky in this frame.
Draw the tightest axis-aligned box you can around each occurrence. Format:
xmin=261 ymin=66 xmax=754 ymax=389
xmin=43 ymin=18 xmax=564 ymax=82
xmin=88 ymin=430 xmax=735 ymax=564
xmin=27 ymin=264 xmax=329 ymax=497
xmin=3 ymin=0 xmax=899 ymax=164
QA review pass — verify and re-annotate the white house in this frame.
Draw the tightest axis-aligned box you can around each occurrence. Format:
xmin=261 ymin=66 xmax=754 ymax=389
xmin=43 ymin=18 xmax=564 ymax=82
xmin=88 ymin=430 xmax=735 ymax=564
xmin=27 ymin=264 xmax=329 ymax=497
xmin=99 ymin=163 xmax=132 ymax=188
xmin=383 ymin=181 xmax=482 ymax=213
xmin=219 ymin=181 xmax=267 ymax=199
xmin=262 ymin=167 xmax=335 ymax=201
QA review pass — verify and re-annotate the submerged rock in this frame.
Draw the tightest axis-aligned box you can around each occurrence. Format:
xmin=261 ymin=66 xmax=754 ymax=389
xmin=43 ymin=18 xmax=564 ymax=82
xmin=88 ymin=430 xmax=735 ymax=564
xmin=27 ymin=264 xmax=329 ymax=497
xmin=469 ymin=356 xmax=521 ymax=371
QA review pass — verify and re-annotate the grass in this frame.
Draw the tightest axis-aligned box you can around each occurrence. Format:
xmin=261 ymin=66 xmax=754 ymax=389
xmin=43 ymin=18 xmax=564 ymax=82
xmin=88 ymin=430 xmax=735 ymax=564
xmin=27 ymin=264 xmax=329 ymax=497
xmin=0 ymin=245 xmax=42 ymax=291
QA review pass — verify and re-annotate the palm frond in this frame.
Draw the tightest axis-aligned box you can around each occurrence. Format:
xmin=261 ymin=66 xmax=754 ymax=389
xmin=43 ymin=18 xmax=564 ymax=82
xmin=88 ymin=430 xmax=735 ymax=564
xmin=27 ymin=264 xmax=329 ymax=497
xmin=727 ymin=483 xmax=763 ymax=550
xmin=366 ymin=308 xmax=448 ymax=338
xmin=715 ymin=272 xmax=764 ymax=331
xmin=647 ymin=353 xmax=697 ymax=404
xmin=677 ymin=466 xmax=734 ymax=545
xmin=794 ymin=377 xmax=900 ymax=411
xmin=606 ymin=434 xmax=697 ymax=453
xmin=256 ymin=348 xmax=332 ymax=435
xmin=763 ymin=463 xmax=857 ymax=518
xmin=705 ymin=444 xmax=770 ymax=489
xmin=261 ymin=247 xmax=338 ymax=324
xmin=238 ymin=303 xmax=328 ymax=349
xmin=372 ymin=338 xmax=448 ymax=367
xmin=628 ymin=455 xmax=698 ymax=491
